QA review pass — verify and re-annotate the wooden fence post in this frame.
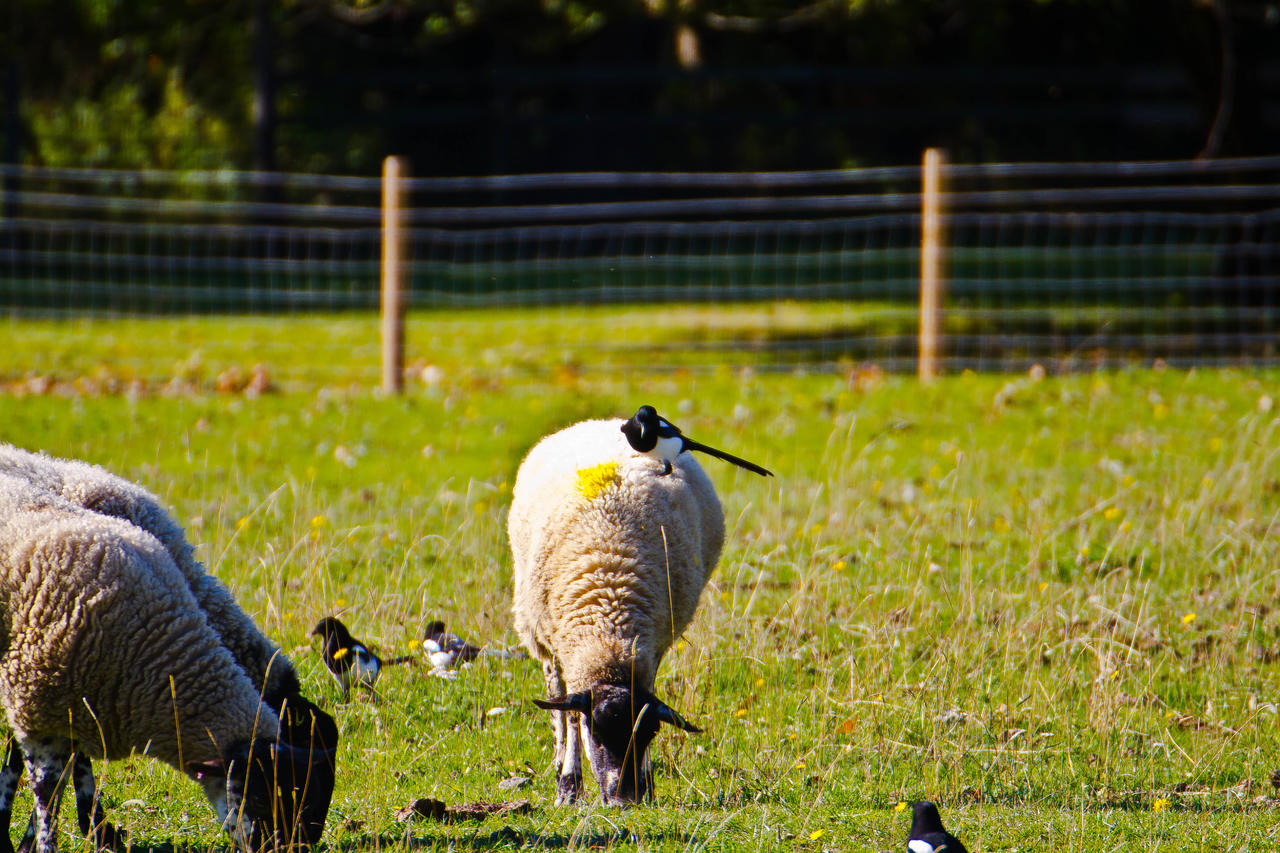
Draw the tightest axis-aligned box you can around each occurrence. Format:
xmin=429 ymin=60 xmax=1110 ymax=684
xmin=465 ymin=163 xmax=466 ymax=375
xmin=381 ymin=156 xmax=407 ymax=395
xmin=919 ymin=148 xmax=947 ymax=381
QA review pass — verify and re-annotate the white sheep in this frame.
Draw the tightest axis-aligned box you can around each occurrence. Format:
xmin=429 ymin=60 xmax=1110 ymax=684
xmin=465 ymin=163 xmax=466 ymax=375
xmin=0 ymin=445 xmax=338 ymax=851
xmin=0 ymin=444 xmax=302 ymax=708
xmin=0 ymin=473 xmax=334 ymax=853
xmin=509 ymin=418 xmax=725 ymax=805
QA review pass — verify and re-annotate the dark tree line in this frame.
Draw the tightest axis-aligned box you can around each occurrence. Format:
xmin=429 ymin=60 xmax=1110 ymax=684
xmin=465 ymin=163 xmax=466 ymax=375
xmin=3 ymin=0 xmax=1277 ymax=175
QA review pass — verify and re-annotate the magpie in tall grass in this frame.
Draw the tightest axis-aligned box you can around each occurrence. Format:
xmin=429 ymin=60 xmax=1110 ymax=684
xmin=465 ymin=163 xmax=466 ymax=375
xmin=311 ymin=616 xmax=413 ymax=701
xmin=907 ymin=800 xmax=969 ymax=853
xmin=620 ymin=405 xmax=773 ymax=477
xmin=422 ymin=620 xmax=482 ymax=673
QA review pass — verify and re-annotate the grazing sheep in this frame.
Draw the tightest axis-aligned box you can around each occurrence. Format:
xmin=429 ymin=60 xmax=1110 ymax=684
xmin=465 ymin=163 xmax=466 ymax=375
xmin=0 ymin=445 xmax=337 ymax=850
xmin=0 ymin=444 xmax=302 ymax=707
xmin=0 ymin=474 xmax=335 ymax=853
xmin=509 ymin=418 xmax=725 ymax=805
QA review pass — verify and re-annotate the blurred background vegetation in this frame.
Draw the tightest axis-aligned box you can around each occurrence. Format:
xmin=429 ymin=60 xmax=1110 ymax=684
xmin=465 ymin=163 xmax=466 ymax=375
xmin=3 ymin=0 xmax=1278 ymax=176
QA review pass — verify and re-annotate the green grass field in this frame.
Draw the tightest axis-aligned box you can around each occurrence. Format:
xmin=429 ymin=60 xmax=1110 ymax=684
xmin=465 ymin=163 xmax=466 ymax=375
xmin=4 ymin=308 xmax=1280 ymax=851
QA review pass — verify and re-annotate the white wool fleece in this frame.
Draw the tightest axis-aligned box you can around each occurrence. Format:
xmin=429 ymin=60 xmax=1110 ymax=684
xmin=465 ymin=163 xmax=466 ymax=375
xmin=0 ymin=476 xmax=276 ymax=767
xmin=0 ymin=444 xmax=296 ymax=704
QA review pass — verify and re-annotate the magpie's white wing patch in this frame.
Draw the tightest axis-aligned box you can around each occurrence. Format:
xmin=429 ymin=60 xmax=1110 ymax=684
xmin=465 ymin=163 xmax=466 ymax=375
xmin=352 ymin=646 xmax=380 ymax=683
xmin=908 ymin=840 xmax=937 ymax=853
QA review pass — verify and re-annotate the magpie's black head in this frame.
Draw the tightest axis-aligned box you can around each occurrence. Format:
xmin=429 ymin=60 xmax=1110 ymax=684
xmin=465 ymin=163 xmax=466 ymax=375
xmin=621 ymin=405 xmax=661 ymax=451
xmin=310 ymin=617 xmax=357 ymax=662
xmin=311 ymin=617 xmax=353 ymax=646
xmin=909 ymin=800 xmax=967 ymax=852
xmin=910 ymin=800 xmax=944 ymax=835
xmin=423 ymin=620 xmax=446 ymax=641
xmin=533 ymin=683 xmax=700 ymax=805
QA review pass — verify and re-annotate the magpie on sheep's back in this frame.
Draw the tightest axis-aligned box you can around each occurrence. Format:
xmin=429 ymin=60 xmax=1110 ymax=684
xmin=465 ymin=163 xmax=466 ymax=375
xmin=620 ymin=405 xmax=772 ymax=477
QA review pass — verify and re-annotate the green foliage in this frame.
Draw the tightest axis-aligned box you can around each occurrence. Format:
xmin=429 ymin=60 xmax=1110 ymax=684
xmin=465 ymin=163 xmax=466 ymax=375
xmin=8 ymin=0 xmax=1269 ymax=172
xmin=28 ymin=71 xmax=241 ymax=170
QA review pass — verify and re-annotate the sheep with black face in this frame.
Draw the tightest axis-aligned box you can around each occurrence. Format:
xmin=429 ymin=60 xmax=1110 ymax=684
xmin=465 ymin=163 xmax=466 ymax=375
xmin=509 ymin=418 xmax=725 ymax=805
xmin=0 ymin=474 xmax=334 ymax=853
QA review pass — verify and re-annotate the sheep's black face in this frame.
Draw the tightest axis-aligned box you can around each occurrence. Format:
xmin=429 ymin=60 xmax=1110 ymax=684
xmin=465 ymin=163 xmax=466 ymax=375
xmin=198 ymin=734 xmax=336 ymax=853
xmin=584 ymin=685 xmax=662 ymax=804
xmin=275 ymin=696 xmax=339 ymax=848
xmin=534 ymin=684 xmax=700 ymax=806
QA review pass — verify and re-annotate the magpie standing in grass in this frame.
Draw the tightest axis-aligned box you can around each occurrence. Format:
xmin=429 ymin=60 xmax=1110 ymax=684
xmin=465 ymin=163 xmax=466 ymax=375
xmin=422 ymin=620 xmax=482 ymax=672
xmin=620 ymin=405 xmax=773 ymax=477
xmin=907 ymin=800 xmax=969 ymax=853
xmin=311 ymin=616 xmax=412 ymax=701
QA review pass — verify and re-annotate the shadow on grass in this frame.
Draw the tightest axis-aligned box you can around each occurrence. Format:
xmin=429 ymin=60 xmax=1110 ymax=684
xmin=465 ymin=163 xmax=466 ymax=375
xmin=327 ymin=826 xmax=696 ymax=851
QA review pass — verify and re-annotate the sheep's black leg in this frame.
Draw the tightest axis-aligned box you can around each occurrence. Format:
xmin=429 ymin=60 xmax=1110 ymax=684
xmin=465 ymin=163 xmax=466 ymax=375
xmin=71 ymin=753 xmax=126 ymax=853
xmin=20 ymin=738 xmax=71 ymax=853
xmin=0 ymin=737 xmax=24 ymax=853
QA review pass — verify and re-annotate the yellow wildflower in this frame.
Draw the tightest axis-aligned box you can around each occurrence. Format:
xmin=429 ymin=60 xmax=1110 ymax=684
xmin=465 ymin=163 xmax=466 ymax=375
xmin=1182 ymin=612 xmax=1197 ymax=625
xmin=1152 ymin=797 xmax=1170 ymax=813
xmin=894 ymin=801 xmax=907 ymax=813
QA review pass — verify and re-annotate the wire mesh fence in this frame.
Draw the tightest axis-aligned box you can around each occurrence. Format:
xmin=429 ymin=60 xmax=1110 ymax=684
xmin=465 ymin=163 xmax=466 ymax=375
xmin=1 ymin=155 xmax=1277 ymax=388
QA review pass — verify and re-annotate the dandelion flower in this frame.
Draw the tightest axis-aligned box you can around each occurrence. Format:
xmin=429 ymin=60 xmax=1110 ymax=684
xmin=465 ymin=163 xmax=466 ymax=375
xmin=1153 ymin=797 xmax=1170 ymax=813
xmin=894 ymin=801 xmax=907 ymax=813
xmin=1103 ymin=506 xmax=1121 ymax=521
xmin=310 ymin=514 xmax=327 ymax=528
xmin=808 ymin=830 xmax=824 ymax=841
xmin=1182 ymin=612 xmax=1197 ymax=625
xmin=236 ymin=516 xmax=250 ymax=531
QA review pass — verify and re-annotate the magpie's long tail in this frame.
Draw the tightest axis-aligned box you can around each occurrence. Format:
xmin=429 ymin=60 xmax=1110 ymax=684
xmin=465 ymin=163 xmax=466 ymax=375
xmin=683 ymin=438 xmax=774 ymax=477
xmin=381 ymin=654 xmax=417 ymax=667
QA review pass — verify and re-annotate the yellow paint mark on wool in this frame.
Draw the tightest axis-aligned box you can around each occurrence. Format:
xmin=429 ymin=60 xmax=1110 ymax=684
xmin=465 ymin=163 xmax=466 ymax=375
xmin=576 ymin=461 xmax=620 ymax=500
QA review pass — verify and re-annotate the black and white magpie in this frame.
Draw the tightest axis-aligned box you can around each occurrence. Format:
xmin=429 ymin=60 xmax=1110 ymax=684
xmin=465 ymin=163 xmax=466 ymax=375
xmin=311 ymin=616 xmax=412 ymax=701
xmin=422 ymin=620 xmax=482 ymax=674
xmin=620 ymin=405 xmax=773 ymax=477
xmin=907 ymin=800 xmax=969 ymax=853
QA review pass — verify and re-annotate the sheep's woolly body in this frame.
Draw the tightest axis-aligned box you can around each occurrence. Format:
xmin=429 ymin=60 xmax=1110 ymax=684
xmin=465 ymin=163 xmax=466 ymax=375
xmin=0 ymin=445 xmax=296 ymax=706
xmin=0 ymin=476 xmax=275 ymax=767
xmin=509 ymin=418 xmax=725 ymax=694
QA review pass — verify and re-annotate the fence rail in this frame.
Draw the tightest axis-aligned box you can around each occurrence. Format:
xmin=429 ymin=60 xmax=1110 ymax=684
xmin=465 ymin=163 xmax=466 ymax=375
xmin=2 ymin=154 xmax=1278 ymax=383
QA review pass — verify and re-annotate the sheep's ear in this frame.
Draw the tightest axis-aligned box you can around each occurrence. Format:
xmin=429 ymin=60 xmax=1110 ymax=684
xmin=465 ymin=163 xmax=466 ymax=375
xmin=186 ymin=758 xmax=227 ymax=781
xmin=533 ymin=692 xmax=592 ymax=714
xmin=653 ymin=701 xmax=702 ymax=733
